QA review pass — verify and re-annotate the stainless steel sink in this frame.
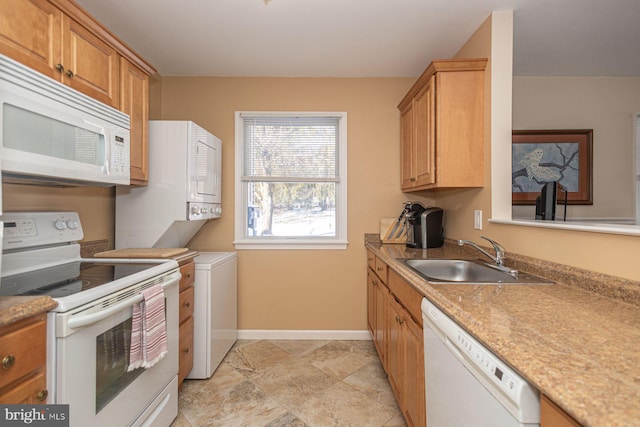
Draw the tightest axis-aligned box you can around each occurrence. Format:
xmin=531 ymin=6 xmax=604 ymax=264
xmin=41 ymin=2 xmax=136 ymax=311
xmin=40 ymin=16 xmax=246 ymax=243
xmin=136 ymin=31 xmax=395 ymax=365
xmin=403 ymin=259 xmax=553 ymax=284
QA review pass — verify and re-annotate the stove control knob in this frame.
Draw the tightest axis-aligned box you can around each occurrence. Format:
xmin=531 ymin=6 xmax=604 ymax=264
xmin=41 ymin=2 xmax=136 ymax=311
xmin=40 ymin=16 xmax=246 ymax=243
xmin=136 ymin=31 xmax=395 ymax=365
xmin=66 ymin=220 xmax=79 ymax=229
xmin=54 ymin=220 xmax=67 ymax=230
xmin=191 ymin=206 xmax=201 ymax=216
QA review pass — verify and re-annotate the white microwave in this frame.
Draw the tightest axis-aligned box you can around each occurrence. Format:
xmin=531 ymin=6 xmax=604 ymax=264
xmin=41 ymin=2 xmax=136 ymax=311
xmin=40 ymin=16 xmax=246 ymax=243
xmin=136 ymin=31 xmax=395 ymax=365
xmin=0 ymin=54 xmax=130 ymax=186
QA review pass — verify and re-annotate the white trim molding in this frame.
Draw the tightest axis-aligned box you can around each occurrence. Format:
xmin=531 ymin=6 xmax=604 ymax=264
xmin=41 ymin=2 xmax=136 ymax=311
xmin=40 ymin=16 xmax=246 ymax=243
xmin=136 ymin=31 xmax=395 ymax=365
xmin=237 ymin=329 xmax=372 ymax=340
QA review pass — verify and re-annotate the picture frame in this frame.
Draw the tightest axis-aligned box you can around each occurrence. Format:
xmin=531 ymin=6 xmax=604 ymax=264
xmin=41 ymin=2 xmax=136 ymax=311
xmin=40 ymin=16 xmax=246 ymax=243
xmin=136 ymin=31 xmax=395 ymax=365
xmin=512 ymin=129 xmax=593 ymax=205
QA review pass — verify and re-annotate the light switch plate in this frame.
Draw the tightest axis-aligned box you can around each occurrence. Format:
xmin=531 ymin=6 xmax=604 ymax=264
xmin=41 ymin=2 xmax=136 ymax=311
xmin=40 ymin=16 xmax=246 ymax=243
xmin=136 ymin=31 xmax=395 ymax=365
xmin=474 ymin=210 xmax=482 ymax=230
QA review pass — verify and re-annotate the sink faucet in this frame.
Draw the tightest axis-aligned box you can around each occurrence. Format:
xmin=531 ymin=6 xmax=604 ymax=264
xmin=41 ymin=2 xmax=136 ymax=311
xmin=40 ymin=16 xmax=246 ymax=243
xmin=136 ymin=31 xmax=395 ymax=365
xmin=458 ymin=236 xmax=517 ymax=275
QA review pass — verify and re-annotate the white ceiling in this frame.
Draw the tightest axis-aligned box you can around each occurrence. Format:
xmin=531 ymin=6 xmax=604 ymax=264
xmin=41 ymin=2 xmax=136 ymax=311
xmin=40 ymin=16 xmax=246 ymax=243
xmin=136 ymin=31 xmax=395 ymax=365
xmin=75 ymin=0 xmax=640 ymax=77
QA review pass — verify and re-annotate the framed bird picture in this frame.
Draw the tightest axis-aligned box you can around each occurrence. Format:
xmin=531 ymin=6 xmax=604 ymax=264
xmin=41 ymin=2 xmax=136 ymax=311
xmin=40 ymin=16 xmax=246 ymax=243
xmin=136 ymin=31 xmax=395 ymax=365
xmin=512 ymin=129 xmax=593 ymax=205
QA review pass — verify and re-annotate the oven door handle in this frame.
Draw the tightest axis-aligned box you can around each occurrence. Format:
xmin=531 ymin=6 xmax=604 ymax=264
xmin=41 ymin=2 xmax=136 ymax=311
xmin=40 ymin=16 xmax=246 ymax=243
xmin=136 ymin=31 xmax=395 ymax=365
xmin=66 ymin=273 xmax=180 ymax=330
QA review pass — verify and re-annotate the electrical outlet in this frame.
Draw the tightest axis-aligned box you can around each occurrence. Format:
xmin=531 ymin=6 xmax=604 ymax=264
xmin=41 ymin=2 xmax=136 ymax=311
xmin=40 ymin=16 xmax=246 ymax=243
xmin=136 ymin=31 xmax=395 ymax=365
xmin=474 ymin=210 xmax=482 ymax=230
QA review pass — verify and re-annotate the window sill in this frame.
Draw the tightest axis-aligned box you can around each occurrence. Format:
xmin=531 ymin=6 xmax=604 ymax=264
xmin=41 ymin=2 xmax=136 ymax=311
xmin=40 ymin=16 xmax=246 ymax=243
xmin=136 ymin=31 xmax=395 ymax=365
xmin=233 ymin=239 xmax=349 ymax=250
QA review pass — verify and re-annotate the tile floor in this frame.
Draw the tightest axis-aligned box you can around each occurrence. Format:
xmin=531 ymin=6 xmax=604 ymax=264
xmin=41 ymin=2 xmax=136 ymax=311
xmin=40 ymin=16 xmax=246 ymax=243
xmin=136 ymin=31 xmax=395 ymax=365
xmin=171 ymin=340 xmax=406 ymax=426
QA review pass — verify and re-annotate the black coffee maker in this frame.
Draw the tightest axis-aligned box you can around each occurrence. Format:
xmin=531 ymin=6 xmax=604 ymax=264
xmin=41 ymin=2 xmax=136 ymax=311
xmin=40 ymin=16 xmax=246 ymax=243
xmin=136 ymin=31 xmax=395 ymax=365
xmin=405 ymin=202 xmax=444 ymax=249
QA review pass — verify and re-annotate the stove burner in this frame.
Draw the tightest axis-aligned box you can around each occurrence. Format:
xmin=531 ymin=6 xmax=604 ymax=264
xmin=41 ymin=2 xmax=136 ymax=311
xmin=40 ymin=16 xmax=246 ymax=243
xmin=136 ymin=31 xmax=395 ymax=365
xmin=1 ymin=261 xmax=162 ymax=299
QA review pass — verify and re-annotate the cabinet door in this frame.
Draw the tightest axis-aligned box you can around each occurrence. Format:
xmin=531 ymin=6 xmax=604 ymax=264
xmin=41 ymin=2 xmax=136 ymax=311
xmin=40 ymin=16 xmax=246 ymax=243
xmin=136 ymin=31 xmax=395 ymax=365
xmin=412 ymin=77 xmax=436 ymax=188
xmin=178 ymin=315 xmax=194 ymax=387
xmin=400 ymin=102 xmax=415 ymax=189
xmin=62 ymin=16 xmax=119 ymax=107
xmin=403 ymin=315 xmax=425 ymax=427
xmin=386 ymin=295 xmax=404 ymax=404
xmin=374 ymin=276 xmax=386 ymax=369
xmin=541 ymin=395 xmax=582 ymax=427
xmin=120 ymin=58 xmax=150 ymax=185
xmin=0 ymin=0 xmax=62 ymax=79
xmin=367 ymin=269 xmax=375 ymax=336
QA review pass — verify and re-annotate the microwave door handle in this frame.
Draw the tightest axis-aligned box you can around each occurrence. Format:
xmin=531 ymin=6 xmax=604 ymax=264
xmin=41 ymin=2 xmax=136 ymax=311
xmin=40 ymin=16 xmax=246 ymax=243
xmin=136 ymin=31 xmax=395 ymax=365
xmin=81 ymin=119 xmax=106 ymax=134
xmin=66 ymin=274 xmax=180 ymax=330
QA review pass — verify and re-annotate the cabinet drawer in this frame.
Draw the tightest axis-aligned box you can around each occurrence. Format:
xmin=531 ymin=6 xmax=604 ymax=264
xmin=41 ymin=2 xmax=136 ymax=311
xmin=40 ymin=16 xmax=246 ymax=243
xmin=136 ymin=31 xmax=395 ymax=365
xmin=388 ymin=269 xmax=423 ymax=326
xmin=179 ymin=262 xmax=195 ymax=292
xmin=0 ymin=370 xmax=47 ymax=404
xmin=179 ymin=286 xmax=195 ymax=324
xmin=367 ymin=250 xmax=376 ymax=271
xmin=178 ymin=316 xmax=194 ymax=385
xmin=0 ymin=316 xmax=46 ymax=390
xmin=374 ymin=257 xmax=388 ymax=283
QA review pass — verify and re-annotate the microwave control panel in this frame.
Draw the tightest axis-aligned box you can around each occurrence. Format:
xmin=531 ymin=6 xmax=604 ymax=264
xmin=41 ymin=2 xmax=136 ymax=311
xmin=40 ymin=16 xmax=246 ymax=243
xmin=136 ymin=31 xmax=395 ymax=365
xmin=109 ymin=127 xmax=130 ymax=178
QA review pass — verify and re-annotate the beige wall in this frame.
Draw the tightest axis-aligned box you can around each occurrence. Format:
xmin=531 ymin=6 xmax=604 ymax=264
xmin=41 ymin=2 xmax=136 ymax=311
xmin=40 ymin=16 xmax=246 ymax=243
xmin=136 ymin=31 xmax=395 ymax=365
xmin=434 ymin=13 xmax=640 ymax=282
xmin=512 ymin=76 xmax=640 ymax=221
xmin=154 ymin=77 xmax=438 ymax=330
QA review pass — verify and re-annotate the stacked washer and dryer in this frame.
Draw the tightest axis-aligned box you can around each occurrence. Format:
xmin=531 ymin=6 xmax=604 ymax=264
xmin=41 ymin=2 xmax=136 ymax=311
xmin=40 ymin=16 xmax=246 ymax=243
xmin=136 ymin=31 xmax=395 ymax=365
xmin=115 ymin=120 xmax=236 ymax=379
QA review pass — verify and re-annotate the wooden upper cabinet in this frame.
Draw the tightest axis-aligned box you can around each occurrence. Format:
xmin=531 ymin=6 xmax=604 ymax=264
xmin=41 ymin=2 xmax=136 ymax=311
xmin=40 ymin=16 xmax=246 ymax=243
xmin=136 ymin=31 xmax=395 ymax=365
xmin=0 ymin=0 xmax=119 ymax=107
xmin=400 ymin=100 xmax=415 ymax=188
xmin=121 ymin=58 xmax=150 ymax=184
xmin=1 ymin=0 xmax=157 ymax=186
xmin=405 ymin=78 xmax=436 ymax=188
xmin=0 ymin=0 xmax=63 ymax=78
xmin=62 ymin=16 xmax=119 ymax=107
xmin=398 ymin=58 xmax=487 ymax=192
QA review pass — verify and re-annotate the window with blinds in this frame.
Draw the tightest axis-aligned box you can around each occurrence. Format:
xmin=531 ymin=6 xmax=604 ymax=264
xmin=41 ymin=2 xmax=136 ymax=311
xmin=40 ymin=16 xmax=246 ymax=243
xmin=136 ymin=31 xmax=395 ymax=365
xmin=235 ymin=112 xmax=348 ymax=249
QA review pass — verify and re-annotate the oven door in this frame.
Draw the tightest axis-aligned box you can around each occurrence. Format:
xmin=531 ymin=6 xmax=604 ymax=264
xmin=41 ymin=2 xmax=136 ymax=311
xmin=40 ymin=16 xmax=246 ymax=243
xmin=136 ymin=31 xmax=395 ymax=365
xmin=51 ymin=271 xmax=179 ymax=427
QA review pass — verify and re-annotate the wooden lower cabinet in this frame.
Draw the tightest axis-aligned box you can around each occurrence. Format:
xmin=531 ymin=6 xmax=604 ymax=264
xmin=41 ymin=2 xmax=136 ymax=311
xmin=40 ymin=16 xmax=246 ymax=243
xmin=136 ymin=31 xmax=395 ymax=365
xmin=0 ymin=314 xmax=49 ymax=403
xmin=402 ymin=311 xmax=425 ymax=427
xmin=367 ymin=268 xmax=387 ymax=368
xmin=367 ymin=252 xmax=426 ymax=427
xmin=541 ymin=394 xmax=582 ymax=427
xmin=386 ymin=293 xmax=425 ymax=427
xmin=178 ymin=259 xmax=196 ymax=388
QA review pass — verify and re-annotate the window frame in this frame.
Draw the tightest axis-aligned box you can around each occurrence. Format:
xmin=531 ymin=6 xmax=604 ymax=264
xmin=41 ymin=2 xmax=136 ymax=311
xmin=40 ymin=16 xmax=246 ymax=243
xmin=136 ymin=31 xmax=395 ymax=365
xmin=234 ymin=111 xmax=348 ymax=250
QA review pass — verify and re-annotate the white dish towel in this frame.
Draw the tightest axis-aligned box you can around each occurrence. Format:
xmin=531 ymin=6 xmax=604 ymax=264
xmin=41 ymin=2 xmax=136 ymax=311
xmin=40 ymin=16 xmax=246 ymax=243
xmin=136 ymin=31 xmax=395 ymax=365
xmin=128 ymin=284 xmax=168 ymax=371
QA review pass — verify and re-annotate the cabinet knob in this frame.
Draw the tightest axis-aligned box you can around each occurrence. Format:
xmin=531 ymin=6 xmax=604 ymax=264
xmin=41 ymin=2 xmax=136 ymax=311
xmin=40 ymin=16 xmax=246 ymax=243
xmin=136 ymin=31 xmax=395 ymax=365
xmin=2 ymin=354 xmax=15 ymax=369
xmin=410 ymin=177 xmax=417 ymax=182
xmin=55 ymin=63 xmax=64 ymax=73
xmin=183 ymin=347 xmax=190 ymax=354
xmin=36 ymin=390 xmax=48 ymax=402
xmin=66 ymin=69 xmax=74 ymax=78
xmin=183 ymin=301 xmax=191 ymax=308
xmin=186 ymin=272 xmax=192 ymax=279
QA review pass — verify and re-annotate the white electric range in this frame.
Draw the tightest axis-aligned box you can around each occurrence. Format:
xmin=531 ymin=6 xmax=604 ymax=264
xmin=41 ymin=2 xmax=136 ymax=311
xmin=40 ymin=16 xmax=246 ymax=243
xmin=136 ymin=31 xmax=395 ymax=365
xmin=1 ymin=212 xmax=181 ymax=427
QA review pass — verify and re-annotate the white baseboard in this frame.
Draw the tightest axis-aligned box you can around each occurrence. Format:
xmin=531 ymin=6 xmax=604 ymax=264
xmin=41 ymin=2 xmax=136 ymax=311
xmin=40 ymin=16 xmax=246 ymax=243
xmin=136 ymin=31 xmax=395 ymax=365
xmin=237 ymin=329 xmax=372 ymax=341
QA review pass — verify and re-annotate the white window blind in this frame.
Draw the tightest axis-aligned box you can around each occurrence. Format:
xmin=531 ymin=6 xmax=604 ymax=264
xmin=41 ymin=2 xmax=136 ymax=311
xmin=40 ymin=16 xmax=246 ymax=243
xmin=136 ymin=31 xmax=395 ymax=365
xmin=241 ymin=116 xmax=339 ymax=182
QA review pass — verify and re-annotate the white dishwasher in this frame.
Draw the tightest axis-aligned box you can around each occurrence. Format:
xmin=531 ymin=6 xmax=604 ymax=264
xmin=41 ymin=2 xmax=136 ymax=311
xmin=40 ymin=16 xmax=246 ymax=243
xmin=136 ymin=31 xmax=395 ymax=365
xmin=421 ymin=298 xmax=540 ymax=427
xmin=187 ymin=252 xmax=237 ymax=379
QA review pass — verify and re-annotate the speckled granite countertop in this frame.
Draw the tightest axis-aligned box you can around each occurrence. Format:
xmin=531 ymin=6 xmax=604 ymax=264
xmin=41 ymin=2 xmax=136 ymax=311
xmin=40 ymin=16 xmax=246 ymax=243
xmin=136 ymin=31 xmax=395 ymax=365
xmin=367 ymin=239 xmax=640 ymax=427
xmin=0 ymin=296 xmax=57 ymax=327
